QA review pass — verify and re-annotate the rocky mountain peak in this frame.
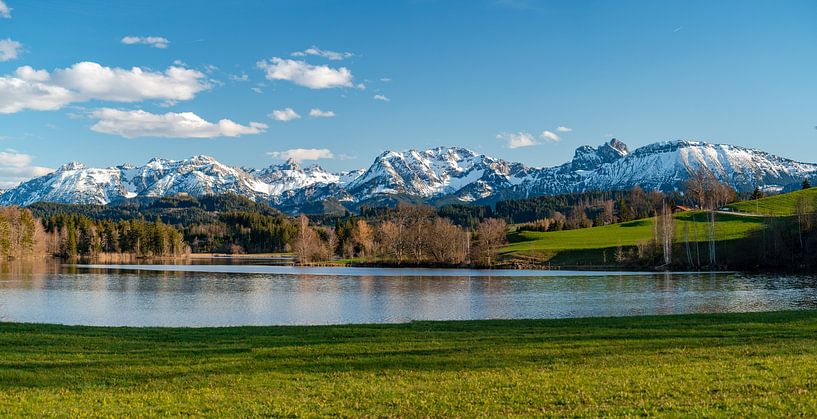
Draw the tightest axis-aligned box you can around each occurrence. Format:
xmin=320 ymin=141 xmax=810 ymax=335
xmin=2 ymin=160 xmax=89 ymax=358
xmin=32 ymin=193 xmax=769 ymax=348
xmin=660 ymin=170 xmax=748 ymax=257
xmin=571 ymin=139 xmax=630 ymax=171
xmin=602 ymin=138 xmax=629 ymax=157
xmin=280 ymin=158 xmax=302 ymax=171
xmin=58 ymin=162 xmax=86 ymax=171
xmin=1 ymin=141 xmax=815 ymax=213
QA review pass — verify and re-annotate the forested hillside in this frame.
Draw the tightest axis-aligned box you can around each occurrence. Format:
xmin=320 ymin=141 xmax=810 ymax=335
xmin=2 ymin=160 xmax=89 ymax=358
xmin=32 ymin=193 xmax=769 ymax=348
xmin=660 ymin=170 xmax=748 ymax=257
xmin=30 ymin=193 xmax=296 ymax=254
xmin=2 ymin=181 xmax=815 ymax=271
xmin=41 ymin=214 xmax=187 ymax=258
xmin=29 ymin=193 xmax=279 ymax=225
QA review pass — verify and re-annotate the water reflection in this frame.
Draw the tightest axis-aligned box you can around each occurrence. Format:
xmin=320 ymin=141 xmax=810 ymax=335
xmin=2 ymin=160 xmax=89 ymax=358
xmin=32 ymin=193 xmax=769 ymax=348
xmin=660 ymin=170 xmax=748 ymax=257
xmin=0 ymin=259 xmax=814 ymax=326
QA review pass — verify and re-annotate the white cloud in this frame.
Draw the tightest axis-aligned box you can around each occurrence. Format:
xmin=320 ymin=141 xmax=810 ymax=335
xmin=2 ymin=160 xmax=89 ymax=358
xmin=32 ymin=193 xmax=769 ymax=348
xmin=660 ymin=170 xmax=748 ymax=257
xmin=0 ymin=149 xmax=54 ymax=188
xmin=89 ymin=108 xmax=267 ymax=138
xmin=309 ymin=108 xmax=335 ymax=118
xmin=0 ymin=1 xmax=10 ymax=18
xmin=269 ymin=107 xmax=300 ymax=122
xmin=49 ymin=62 xmax=207 ymax=102
xmin=0 ymin=77 xmax=74 ymax=113
xmin=541 ymin=130 xmax=560 ymax=142
xmin=0 ymin=149 xmax=36 ymax=167
xmin=251 ymin=87 xmax=263 ymax=94
xmin=121 ymin=36 xmax=170 ymax=49
xmin=229 ymin=73 xmax=249 ymax=82
xmin=497 ymin=131 xmax=537 ymax=149
xmin=267 ymin=148 xmax=335 ymax=162
xmin=0 ymin=39 xmax=21 ymax=61
xmin=373 ymin=94 xmax=390 ymax=102
xmin=291 ymin=46 xmax=353 ymax=61
xmin=0 ymin=62 xmax=210 ymax=114
xmin=380 ymin=78 xmax=392 ymax=82
xmin=256 ymin=57 xmax=353 ymax=89
xmin=16 ymin=66 xmax=49 ymax=81
xmin=556 ymin=126 xmax=572 ymax=133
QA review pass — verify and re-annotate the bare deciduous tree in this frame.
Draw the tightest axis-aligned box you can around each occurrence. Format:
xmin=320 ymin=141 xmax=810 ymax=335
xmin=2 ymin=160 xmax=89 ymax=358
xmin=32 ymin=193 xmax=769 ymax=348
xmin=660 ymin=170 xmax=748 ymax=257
xmin=684 ymin=168 xmax=736 ymax=267
xmin=352 ymin=219 xmax=375 ymax=258
xmin=292 ymin=214 xmax=321 ymax=264
xmin=401 ymin=204 xmax=436 ymax=262
xmin=426 ymin=217 xmax=469 ymax=264
xmin=602 ymin=200 xmax=616 ymax=225
xmin=473 ymin=218 xmax=508 ymax=267
xmin=657 ymin=201 xmax=675 ymax=267
xmin=795 ymin=196 xmax=813 ymax=251
xmin=377 ymin=220 xmax=404 ymax=263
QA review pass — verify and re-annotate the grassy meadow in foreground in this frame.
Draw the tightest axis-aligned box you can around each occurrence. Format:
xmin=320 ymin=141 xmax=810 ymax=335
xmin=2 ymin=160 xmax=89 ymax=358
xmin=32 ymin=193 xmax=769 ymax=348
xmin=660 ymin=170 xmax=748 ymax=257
xmin=1 ymin=311 xmax=817 ymax=416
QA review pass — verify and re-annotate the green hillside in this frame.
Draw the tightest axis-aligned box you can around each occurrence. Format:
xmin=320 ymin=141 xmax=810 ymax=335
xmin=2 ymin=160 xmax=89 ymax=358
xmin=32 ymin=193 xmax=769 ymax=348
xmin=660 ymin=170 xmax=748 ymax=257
xmin=502 ymin=186 xmax=817 ymax=267
xmin=727 ymin=187 xmax=817 ymax=216
xmin=505 ymin=212 xmax=764 ymax=251
xmin=502 ymin=212 xmax=766 ymax=266
xmin=505 ymin=218 xmax=655 ymax=252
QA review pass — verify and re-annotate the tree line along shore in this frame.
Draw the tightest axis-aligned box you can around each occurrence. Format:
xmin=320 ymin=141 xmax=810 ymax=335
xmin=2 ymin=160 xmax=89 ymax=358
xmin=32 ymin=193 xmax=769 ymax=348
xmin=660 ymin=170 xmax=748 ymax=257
xmin=2 ymin=173 xmax=815 ymax=271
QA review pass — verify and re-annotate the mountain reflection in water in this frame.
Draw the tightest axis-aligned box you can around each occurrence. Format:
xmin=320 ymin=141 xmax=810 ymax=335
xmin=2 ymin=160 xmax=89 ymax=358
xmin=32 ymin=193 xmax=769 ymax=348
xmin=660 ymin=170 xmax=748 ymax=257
xmin=0 ymin=259 xmax=814 ymax=327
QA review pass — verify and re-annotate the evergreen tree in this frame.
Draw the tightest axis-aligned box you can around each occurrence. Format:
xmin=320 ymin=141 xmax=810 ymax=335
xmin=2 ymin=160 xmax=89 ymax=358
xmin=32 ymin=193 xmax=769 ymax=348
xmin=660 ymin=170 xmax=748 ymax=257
xmin=65 ymin=224 xmax=78 ymax=258
xmin=804 ymin=178 xmax=812 ymax=190
xmin=40 ymin=214 xmax=187 ymax=258
xmin=751 ymin=186 xmax=764 ymax=200
xmin=618 ymin=197 xmax=633 ymax=222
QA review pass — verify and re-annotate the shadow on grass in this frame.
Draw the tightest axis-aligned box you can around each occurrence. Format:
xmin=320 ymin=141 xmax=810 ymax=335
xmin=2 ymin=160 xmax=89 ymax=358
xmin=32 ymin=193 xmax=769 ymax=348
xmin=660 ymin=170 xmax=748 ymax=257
xmin=0 ymin=311 xmax=816 ymax=389
xmin=619 ymin=219 xmax=652 ymax=228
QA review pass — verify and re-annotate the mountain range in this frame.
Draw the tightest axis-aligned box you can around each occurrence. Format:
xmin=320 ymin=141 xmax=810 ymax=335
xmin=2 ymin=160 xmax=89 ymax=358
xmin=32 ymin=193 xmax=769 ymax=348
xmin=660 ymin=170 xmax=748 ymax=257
xmin=1 ymin=139 xmax=815 ymax=214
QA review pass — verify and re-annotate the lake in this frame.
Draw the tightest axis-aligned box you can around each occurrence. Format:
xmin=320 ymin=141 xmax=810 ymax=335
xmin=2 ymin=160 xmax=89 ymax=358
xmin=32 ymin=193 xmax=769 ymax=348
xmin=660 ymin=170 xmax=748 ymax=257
xmin=0 ymin=260 xmax=815 ymax=327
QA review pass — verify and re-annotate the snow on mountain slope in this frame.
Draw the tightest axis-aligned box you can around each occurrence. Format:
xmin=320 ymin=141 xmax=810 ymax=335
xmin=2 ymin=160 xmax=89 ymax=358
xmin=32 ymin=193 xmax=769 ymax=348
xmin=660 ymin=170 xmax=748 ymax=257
xmin=346 ymin=146 xmax=535 ymax=201
xmin=250 ymin=159 xmax=356 ymax=196
xmin=128 ymin=155 xmax=268 ymax=199
xmin=570 ymin=138 xmax=630 ymax=171
xmin=0 ymin=140 xmax=815 ymax=211
xmin=0 ymin=155 xmax=352 ymax=206
xmin=0 ymin=162 xmax=127 ymax=206
xmin=578 ymin=141 xmax=817 ymax=193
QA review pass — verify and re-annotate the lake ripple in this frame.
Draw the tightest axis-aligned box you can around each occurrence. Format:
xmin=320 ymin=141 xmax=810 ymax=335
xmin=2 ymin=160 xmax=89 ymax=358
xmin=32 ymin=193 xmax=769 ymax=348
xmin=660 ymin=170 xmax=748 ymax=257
xmin=0 ymin=260 xmax=814 ymax=326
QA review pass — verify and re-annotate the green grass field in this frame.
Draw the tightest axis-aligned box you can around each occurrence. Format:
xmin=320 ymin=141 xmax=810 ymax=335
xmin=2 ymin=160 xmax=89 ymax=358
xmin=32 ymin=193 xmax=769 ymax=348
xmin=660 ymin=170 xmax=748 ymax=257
xmin=502 ymin=211 xmax=765 ymax=265
xmin=502 ymin=187 xmax=817 ymax=266
xmin=727 ymin=187 xmax=817 ymax=216
xmin=1 ymin=311 xmax=816 ymax=416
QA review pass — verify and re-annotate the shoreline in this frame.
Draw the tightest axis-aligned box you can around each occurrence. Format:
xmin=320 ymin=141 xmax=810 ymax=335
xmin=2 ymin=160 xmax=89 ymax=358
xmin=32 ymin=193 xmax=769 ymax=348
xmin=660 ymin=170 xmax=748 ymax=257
xmin=107 ymin=253 xmax=806 ymax=273
xmin=70 ymin=262 xmax=684 ymax=277
xmin=188 ymin=252 xmax=293 ymax=259
xmin=1 ymin=308 xmax=799 ymax=329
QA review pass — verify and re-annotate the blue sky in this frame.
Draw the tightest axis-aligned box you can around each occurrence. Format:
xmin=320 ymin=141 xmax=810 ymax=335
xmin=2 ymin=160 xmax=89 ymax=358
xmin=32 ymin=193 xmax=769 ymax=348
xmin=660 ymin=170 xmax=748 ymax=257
xmin=0 ymin=0 xmax=815 ymax=186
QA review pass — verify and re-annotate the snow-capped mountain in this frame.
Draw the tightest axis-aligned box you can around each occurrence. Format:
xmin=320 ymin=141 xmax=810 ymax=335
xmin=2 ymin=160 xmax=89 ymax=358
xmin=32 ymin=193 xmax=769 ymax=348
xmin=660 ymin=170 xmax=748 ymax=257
xmin=1 ymin=140 xmax=815 ymax=212
xmin=0 ymin=162 xmax=131 ymax=206
xmin=346 ymin=147 xmax=535 ymax=202
xmin=127 ymin=155 xmax=269 ymax=200
xmin=0 ymin=156 xmax=273 ymax=207
xmin=249 ymin=158 xmax=356 ymax=196
xmin=580 ymin=141 xmax=817 ymax=193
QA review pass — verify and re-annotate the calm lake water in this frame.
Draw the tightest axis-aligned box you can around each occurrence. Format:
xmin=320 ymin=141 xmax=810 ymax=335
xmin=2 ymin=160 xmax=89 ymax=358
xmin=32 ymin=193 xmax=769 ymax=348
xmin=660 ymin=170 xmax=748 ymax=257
xmin=0 ymin=260 xmax=815 ymax=327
